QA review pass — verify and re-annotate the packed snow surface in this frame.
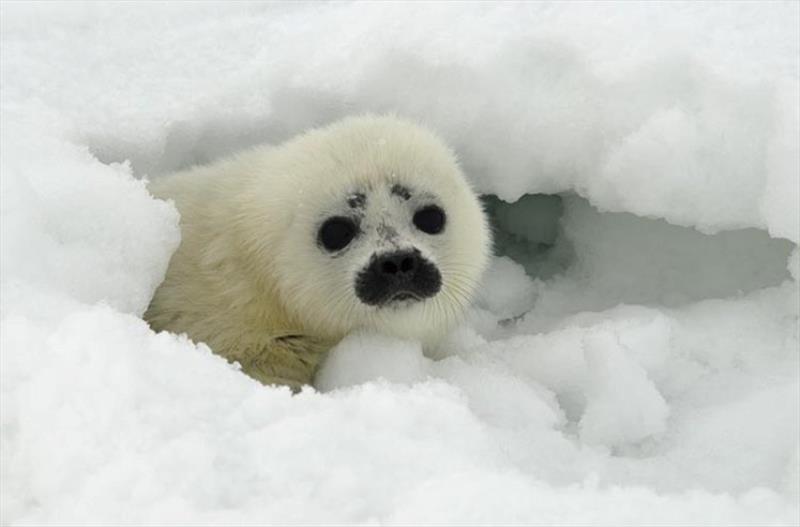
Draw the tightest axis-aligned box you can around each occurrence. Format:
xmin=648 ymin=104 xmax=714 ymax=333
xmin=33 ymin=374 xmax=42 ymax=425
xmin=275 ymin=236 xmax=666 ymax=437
xmin=1 ymin=2 xmax=798 ymax=525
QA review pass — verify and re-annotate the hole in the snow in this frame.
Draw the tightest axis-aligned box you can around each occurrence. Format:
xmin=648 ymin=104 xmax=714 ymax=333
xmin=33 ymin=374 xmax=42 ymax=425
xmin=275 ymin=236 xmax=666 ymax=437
xmin=482 ymin=192 xmax=794 ymax=312
xmin=482 ymin=193 xmax=573 ymax=280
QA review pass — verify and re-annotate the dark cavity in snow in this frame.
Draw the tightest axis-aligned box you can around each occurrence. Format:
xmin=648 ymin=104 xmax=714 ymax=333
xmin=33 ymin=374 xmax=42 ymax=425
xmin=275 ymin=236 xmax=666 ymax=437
xmin=482 ymin=192 xmax=794 ymax=309
xmin=483 ymin=193 xmax=573 ymax=280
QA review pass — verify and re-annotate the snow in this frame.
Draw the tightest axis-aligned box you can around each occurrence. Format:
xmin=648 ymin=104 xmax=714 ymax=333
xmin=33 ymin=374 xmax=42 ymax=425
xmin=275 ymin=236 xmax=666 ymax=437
xmin=1 ymin=2 xmax=798 ymax=525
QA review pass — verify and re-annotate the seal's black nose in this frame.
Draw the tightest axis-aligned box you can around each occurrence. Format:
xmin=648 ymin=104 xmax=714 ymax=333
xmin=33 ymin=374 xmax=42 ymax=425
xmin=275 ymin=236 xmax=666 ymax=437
xmin=377 ymin=250 xmax=418 ymax=279
xmin=356 ymin=249 xmax=441 ymax=306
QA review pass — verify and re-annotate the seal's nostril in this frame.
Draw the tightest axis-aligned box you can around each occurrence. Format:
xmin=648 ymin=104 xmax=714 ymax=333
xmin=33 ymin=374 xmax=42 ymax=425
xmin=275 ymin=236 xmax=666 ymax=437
xmin=400 ymin=257 xmax=414 ymax=273
xmin=376 ymin=250 xmax=420 ymax=278
xmin=382 ymin=261 xmax=398 ymax=274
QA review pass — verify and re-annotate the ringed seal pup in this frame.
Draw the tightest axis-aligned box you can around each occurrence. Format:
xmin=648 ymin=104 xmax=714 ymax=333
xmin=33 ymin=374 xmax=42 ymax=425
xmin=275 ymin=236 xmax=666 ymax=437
xmin=145 ymin=115 xmax=491 ymax=389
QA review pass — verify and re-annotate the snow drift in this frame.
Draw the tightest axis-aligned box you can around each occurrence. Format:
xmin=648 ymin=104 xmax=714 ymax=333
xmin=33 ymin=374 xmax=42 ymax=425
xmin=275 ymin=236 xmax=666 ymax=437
xmin=1 ymin=2 xmax=798 ymax=525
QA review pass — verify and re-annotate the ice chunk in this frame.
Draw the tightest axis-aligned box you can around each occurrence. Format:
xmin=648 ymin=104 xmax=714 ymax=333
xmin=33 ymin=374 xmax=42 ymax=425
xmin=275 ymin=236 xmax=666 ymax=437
xmin=579 ymin=330 xmax=670 ymax=447
xmin=316 ymin=333 xmax=430 ymax=391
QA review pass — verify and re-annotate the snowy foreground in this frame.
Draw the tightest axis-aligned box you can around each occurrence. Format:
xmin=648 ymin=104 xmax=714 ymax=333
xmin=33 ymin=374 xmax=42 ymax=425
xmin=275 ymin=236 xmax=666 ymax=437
xmin=1 ymin=2 xmax=799 ymax=525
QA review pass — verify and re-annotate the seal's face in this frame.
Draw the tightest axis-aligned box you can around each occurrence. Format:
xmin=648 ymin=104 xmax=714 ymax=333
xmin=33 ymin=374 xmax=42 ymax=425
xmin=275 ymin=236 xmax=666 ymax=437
xmin=269 ymin=116 xmax=490 ymax=344
xmin=317 ymin=183 xmax=445 ymax=308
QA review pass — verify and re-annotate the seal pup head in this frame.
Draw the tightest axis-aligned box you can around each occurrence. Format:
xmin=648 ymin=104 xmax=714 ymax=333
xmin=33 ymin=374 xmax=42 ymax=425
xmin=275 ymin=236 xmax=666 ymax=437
xmin=257 ymin=115 xmax=491 ymax=345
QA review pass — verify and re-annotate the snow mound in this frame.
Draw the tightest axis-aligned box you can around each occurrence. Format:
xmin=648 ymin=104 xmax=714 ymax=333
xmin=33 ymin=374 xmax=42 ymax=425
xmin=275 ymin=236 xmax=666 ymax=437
xmin=1 ymin=2 xmax=798 ymax=525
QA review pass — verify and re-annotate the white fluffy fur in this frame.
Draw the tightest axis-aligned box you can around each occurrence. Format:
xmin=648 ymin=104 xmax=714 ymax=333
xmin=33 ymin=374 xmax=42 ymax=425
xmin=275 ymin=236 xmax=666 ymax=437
xmin=145 ymin=115 xmax=491 ymax=387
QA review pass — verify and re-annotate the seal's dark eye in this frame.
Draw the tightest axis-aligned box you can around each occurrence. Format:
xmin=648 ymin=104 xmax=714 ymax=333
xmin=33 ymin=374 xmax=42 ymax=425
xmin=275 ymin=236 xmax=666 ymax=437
xmin=413 ymin=205 xmax=446 ymax=235
xmin=318 ymin=217 xmax=358 ymax=252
